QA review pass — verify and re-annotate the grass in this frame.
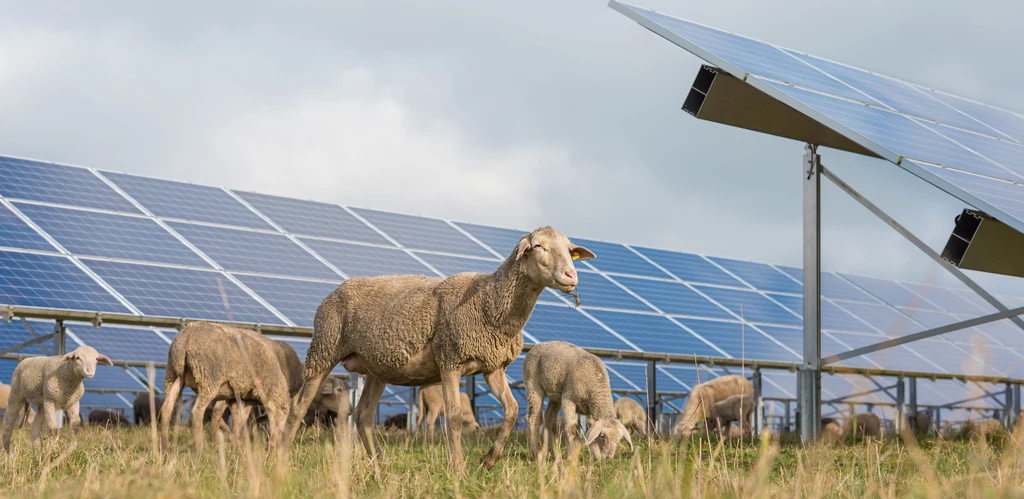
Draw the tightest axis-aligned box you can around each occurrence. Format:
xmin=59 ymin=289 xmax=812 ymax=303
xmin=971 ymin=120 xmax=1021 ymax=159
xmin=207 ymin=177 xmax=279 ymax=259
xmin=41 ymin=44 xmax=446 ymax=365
xmin=3 ymin=422 xmax=1024 ymax=498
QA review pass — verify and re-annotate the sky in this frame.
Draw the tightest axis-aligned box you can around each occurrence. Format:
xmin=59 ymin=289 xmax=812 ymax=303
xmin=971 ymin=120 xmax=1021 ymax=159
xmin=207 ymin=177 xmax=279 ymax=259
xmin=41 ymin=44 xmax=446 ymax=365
xmin=1 ymin=0 xmax=1022 ymax=295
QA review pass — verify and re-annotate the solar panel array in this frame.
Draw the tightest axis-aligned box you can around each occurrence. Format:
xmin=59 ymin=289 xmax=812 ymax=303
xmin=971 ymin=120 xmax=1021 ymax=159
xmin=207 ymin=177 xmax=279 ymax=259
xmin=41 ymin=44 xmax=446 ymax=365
xmin=0 ymin=155 xmax=1021 ymax=420
xmin=611 ymin=1 xmax=1024 ymax=236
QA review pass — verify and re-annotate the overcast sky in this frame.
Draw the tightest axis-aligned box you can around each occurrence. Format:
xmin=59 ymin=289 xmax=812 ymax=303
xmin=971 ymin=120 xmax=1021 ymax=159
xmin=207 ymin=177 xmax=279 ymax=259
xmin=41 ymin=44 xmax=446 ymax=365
xmin=1 ymin=0 xmax=1022 ymax=295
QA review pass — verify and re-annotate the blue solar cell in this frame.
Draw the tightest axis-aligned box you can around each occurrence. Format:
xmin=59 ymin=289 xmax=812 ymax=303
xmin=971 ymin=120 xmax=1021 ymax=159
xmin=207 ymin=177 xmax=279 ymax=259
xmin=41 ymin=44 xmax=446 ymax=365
xmin=841 ymin=274 xmax=935 ymax=310
xmin=0 ymin=204 xmax=53 ymax=251
xmin=103 ymin=172 xmax=273 ymax=229
xmin=452 ymin=222 xmax=527 ymax=258
xmin=0 ymin=359 xmax=18 ymax=384
xmin=126 ymin=366 xmax=165 ymax=393
xmin=78 ymin=393 xmax=132 ymax=410
xmin=971 ymin=319 xmax=1024 ymax=349
xmin=69 ymin=325 xmax=170 ymax=364
xmin=903 ymin=284 xmax=989 ymax=316
xmin=0 ymin=157 xmax=140 ymax=213
xmin=913 ymin=162 xmax=1024 ymax=227
xmin=234 ymin=191 xmax=389 ymax=244
xmin=918 ymin=123 xmax=1024 ymax=180
xmin=767 ymin=293 xmax=871 ymax=333
xmin=573 ymin=272 xmax=653 ymax=311
xmin=612 ymin=275 xmax=732 ymax=319
xmin=568 ymin=238 xmax=669 ymax=279
xmin=525 ymin=304 xmax=635 ymax=351
xmin=757 ymin=326 xmax=874 ymax=369
xmin=300 ymin=238 xmax=432 ymax=278
xmin=656 ymin=365 xmax=709 ymax=391
xmin=827 ymin=331 xmax=939 ymax=373
xmin=0 ymin=251 xmax=129 ymax=313
xmin=17 ymin=204 xmax=209 ymax=267
xmin=675 ymin=318 xmax=797 ymax=362
xmin=81 ymin=365 xmax=146 ymax=392
xmin=169 ymin=222 xmax=337 ymax=279
xmin=692 ymin=286 xmax=800 ymax=327
xmin=413 ymin=253 xmax=501 ymax=276
xmin=633 ymin=247 xmax=745 ymax=287
xmin=586 ymin=310 xmax=720 ymax=357
xmin=267 ymin=336 xmax=347 ymax=375
xmin=0 ymin=320 xmax=56 ymax=356
xmin=84 ymin=260 xmax=282 ymax=324
xmin=707 ymin=257 xmax=802 ymax=294
xmin=350 ymin=208 xmax=492 ymax=258
xmin=602 ymin=364 xmax=642 ymax=391
xmin=838 ymin=302 xmax=919 ymax=336
xmin=775 ymin=266 xmax=875 ymax=303
xmin=906 ymin=339 xmax=986 ymax=376
xmin=929 ymin=91 xmax=1024 ymax=143
xmin=615 ymin=5 xmax=868 ymax=102
xmin=234 ymin=275 xmax=338 ymax=328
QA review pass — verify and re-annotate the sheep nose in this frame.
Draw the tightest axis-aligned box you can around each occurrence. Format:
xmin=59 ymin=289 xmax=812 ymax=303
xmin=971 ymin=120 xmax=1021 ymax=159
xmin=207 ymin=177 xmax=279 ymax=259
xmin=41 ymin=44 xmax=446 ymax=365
xmin=563 ymin=269 xmax=578 ymax=286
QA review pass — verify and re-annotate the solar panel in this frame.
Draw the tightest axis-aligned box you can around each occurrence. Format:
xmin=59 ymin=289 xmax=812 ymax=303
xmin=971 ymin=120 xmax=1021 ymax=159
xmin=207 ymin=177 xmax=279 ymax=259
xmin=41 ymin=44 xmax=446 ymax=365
xmin=0 ymin=157 xmax=140 ymax=213
xmin=707 ymin=257 xmax=801 ymax=294
xmin=79 ymin=365 xmax=146 ymax=392
xmin=351 ymin=208 xmax=493 ymax=258
xmin=633 ymin=247 xmax=744 ymax=287
xmin=912 ymin=162 xmax=1024 ymax=225
xmin=758 ymin=326 xmax=875 ymax=369
xmin=612 ymin=275 xmax=733 ymax=319
xmin=78 ymin=393 xmax=132 ymax=409
xmin=0 ymin=250 xmax=129 ymax=313
xmin=586 ymin=310 xmax=719 ymax=357
xmin=0 ymin=204 xmax=54 ymax=252
xmin=103 ymin=172 xmax=274 ymax=230
xmin=524 ymin=304 xmax=635 ymax=350
xmin=17 ymin=204 xmax=209 ymax=267
xmin=234 ymin=275 xmax=338 ymax=328
xmin=692 ymin=286 xmax=801 ymax=327
xmin=0 ymin=359 xmax=18 ymax=384
xmin=412 ymin=253 xmax=501 ymax=276
xmin=451 ymin=222 xmax=525 ymax=257
xmin=234 ymin=191 xmax=390 ymax=245
xmin=903 ymin=284 xmax=990 ymax=316
xmin=767 ymin=293 xmax=872 ymax=333
xmin=841 ymin=274 xmax=937 ymax=310
xmin=675 ymin=318 xmax=797 ymax=362
xmin=0 ymin=320 xmax=55 ymax=356
xmin=83 ymin=259 xmax=282 ymax=324
xmin=300 ymin=238 xmax=432 ymax=278
xmin=573 ymin=272 xmax=653 ymax=312
xmin=569 ymin=238 xmax=669 ymax=279
xmin=929 ymin=91 xmax=1024 ymax=143
xmin=68 ymin=324 xmax=170 ymax=364
xmin=169 ymin=222 xmax=337 ymax=279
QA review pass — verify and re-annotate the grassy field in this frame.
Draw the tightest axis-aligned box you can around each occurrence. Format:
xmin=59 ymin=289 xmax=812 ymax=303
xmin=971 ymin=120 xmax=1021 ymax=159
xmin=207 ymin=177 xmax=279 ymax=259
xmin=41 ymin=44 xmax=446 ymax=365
xmin=2 ymin=422 xmax=1024 ymax=498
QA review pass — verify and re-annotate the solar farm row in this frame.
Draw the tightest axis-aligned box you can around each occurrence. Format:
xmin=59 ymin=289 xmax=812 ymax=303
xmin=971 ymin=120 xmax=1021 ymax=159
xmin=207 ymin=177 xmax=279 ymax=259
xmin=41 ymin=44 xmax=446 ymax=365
xmin=0 ymin=155 xmax=1020 ymax=418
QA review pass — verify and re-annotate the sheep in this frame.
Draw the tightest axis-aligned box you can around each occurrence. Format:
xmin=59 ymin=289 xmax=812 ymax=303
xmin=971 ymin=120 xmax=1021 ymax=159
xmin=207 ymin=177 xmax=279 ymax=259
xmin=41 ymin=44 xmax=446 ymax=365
xmin=709 ymin=393 xmax=755 ymax=436
xmin=0 ymin=383 xmax=33 ymax=428
xmin=843 ymin=412 xmax=881 ymax=439
xmin=820 ymin=417 xmax=844 ymax=444
xmin=284 ymin=226 xmax=595 ymax=475
xmin=133 ymin=393 xmax=166 ymax=426
xmin=963 ymin=418 xmax=1003 ymax=440
xmin=523 ymin=341 xmax=633 ymax=461
xmin=88 ymin=409 xmax=130 ymax=427
xmin=159 ymin=322 xmax=292 ymax=453
xmin=1 ymin=346 xmax=113 ymax=451
xmin=383 ymin=413 xmax=408 ymax=430
xmin=904 ymin=411 xmax=933 ymax=434
xmin=614 ymin=397 xmax=648 ymax=436
xmin=670 ymin=375 xmax=753 ymax=440
xmin=414 ymin=383 xmax=480 ymax=436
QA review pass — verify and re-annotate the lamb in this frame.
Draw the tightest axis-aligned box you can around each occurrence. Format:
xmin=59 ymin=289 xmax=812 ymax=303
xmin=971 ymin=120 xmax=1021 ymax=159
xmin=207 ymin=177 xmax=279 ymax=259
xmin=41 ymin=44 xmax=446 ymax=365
xmin=819 ymin=417 xmax=844 ymax=444
xmin=670 ymin=375 xmax=753 ymax=440
xmin=414 ymin=383 xmax=480 ymax=436
xmin=1 ymin=346 xmax=113 ymax=451
xmin=523 ymin=341 xmax=633 ymax=461
xmin=283 ymin=226 xmax=595 ymax=475
xmin=709 ymin=393 xmax=755 ymax=436
xmin=88 ymin=409 xmax=130 ymax=427
xmin=0 ymin=383 xmax=33 ymax=427
xmin=614 ymin=397 xmax=648 ymax=436
xmin=159 ymin=322 xmax=292 ymax=453
xmin=843 ymin=412 xmax=881 ymax=438
xmin=133 ymin=393 xmax=166 ymax=425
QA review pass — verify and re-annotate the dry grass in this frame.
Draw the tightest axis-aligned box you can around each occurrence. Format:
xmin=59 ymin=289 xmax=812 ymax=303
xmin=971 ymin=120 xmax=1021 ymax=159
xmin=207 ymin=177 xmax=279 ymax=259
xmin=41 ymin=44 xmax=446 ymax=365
xmin=3 ymin=423 xmax=1024 ymax=498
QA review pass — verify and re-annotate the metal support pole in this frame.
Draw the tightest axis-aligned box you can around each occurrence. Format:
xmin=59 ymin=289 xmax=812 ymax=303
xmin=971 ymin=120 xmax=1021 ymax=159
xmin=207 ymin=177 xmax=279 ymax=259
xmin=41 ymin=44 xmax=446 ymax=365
xmin=646 ymin=360 xmax=658 ymax=435
xmin=908 ymin=377 xmax=918 ymax=430
xmin=54 ymin=321 xmax=66 ymax=429
xmin=752 ymin=368 xmax=764 ymax=436
xmin=351 ymin=374 xmax=365 ymax=426
xmin=934 ymin=407 xmax=941 ymax=433
xmin=467 ymin=374 xmax=477 ymax=423
xmin=895 ymin=376 xmax=906 ymax=433
xmin=784 ymin=400 xmax=792 ymax=433
xmin=1005 ymin=383 xmax=1013 ymax=428
xmin=799 ymin=143 xmax=822 ymax=444
xmin=408 ymin=386 xmax=418 ymax=431
xmin=1014 ymin=384 xmax=1022 ymax=431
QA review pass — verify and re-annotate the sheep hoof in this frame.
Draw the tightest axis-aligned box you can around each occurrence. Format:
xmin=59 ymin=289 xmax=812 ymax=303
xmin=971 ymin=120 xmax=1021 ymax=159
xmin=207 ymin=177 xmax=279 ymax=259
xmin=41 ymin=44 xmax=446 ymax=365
xmin=480 ymin=451 xmax=501 ymax=470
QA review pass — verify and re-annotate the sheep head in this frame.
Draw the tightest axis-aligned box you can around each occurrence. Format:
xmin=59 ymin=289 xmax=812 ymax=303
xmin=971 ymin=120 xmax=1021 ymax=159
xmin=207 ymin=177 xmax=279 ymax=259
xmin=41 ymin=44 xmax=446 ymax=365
xmin=60 ymin=345 xmax=113 ymax=379
xmin=514 ymin=226 xmax=595 ymax=293
xmin=315 ymin=377 xmax=351 ymax=417
xmin=584 ymin=418 xmax=633 ymax=460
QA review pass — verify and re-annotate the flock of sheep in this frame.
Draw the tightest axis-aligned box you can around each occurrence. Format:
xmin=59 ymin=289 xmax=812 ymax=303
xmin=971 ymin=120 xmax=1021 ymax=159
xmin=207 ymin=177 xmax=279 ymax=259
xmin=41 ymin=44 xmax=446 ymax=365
xmin=0 ymin=225 xmax=1012 ymax=475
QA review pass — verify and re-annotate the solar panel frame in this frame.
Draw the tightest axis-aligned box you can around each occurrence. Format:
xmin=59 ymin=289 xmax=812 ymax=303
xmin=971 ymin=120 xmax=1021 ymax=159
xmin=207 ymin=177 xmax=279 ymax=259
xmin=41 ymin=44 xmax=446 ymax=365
xmin=234 ymin=191 xmax=391 ymax=245
xmin=0 ymin=157 xmax=141 ymax=214
xmin=0 ymin=250 xmax=131 ymax=313
xmin=0 ymin=203 xmax=55 ymax=252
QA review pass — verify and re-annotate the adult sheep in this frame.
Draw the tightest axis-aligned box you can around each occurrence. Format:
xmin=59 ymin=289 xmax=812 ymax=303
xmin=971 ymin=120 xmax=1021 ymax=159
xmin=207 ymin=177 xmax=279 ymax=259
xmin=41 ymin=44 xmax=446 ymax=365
xmin=709 ymin=393 xmax=754 ymax=436
xmin=283 ymin=226 xmax=595 ymax=475
xmin=88 ymin=409 xmax=130 ymax=427
xmin=133 ymin=393 xmax=166 ymax=426
xmin=1 ymin=346 xmax=113 ymax=451
xmin=843 ymin=412 xmax=881 ymax=439
xmin=670 ymin=375 xmax=753 ymax=440
xmin=906 ymin=411 xmax=934 ymax=434
xmin=159 ymin=322 xmax=292 ymax=454
xmin=415 ymin=383 xmax=480 ymax=437
xmin=614 ymin=397 xmax=648 ymax=436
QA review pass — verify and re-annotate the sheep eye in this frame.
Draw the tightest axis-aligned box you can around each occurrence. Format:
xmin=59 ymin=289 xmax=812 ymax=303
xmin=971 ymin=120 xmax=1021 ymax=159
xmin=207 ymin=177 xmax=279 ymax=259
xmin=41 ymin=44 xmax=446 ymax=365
xmin=532 ymin=244 xmax=543 ymax=250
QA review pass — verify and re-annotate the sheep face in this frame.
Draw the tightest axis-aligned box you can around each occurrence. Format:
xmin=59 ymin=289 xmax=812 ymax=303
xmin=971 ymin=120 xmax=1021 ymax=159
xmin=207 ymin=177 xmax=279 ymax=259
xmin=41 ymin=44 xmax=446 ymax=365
xmin=60 ymin=346 xmax=113 ymax=379
xmin=515 ymin=227 xmax=595 ymax=293
xmin=584 ymin=418 xmax=633 ymax=460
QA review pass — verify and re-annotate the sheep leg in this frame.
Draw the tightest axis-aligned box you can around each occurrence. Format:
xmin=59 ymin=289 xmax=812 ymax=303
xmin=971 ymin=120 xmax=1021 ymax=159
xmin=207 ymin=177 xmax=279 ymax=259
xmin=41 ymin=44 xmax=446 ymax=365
xmin=480 ymin=369 xmax=520 ymax=471
xmin=543 ymin=400 xmax=561 ymax=459
xmin=0 ymin=392 xmax=24 ymax=451
xmin=561 ymin=401 xmax=581 ymax=460
xmin=210 ymin=400 xmax=230 ymax=444
xmin=66 ymin=401 xmax=82 ymax=436
xmin=284 ymin=370 xmax=330 ymax=448
xmin=525 ymin=391 xmax=544 ymax=459
xmin=424 ymin=408 xmax=440 ymax=439
xmin=160 ymin=377 xmax=183 ymax=453
xmin=353 ymin=375 xmax=386 ymax=464
xmin=30 ymin=404 xmax=45 ymax=451
xmin=191 ymin=392 xmax=216 ymax=454
xmin=438 ymin=369 xmax=467 ymax=476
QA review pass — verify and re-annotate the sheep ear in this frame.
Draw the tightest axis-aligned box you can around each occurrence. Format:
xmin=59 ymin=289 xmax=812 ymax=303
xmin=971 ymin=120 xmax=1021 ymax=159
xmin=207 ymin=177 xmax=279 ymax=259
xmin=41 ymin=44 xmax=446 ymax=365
xmin=97 ymin=354 xmax=114 ymax=367
xmin=515 ymin=236 xmax=532 ymax=260
xmin=584 ymin=419 xmax=605 ymax=446
xmin=60 ymin=352 xmax=76 ymax=363
xmin=570 ymin=244 xmax=596 ymax=262
xmin=621 ymin=422 xmax=634 ymax=453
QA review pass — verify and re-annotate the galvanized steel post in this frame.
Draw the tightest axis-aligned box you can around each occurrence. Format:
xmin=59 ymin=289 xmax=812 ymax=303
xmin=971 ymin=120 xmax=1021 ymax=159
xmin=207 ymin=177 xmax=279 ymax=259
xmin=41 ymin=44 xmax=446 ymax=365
xmin=895 ymin=375 xmax=905 ymax=433
xmin=646 ymin=360 xmax=658 ymax=434
xmin=799 ymin=143 xmax=822 ymax=444
xmin=908 ymin=377 xmax=918 ymax=429
xmin=752 ymin=368 xmax=764 ymax=436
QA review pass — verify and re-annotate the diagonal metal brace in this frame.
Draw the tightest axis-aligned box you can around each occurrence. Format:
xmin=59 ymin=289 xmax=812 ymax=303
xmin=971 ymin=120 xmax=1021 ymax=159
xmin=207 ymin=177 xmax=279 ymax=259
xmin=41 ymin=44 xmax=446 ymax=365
xmin=21 ymin=318 xmax=51 ymax=355
xmin=823 ymin=306 xmax=1024 ymax=364
xmin=821 ymin=165 xmax=1024 ymax=334
xmin=0 ymin=333 xmax=56 ymax=358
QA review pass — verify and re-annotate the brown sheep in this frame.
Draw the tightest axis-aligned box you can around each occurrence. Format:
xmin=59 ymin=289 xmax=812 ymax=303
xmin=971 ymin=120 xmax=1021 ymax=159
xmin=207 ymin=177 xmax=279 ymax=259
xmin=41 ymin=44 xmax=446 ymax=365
xmin=905 ymin=411 xmax=934 ymax=434
xmin=614 ymin=397 xmax=648 ymax=436
xmin=709 ymin=393 xmax=754 ymax=436
xmin=133 ymin=393 xmax=166 ymax=426
xmin=843 ymin=412 xmax=881 ymax=439
xmin=159 ymin=322 xmax=292 ymax=453
xmin=670 ymin=375 xmax=753 ymax=440
xmin=820 ymin=417 xmax=844 ymax=444
xmin=414 ymin=383 xmax=479 ymax=436
xmin=88 ymin=409 xmax=130 ymax=427
xmin=383 ymin=413 xmax=408 ymax=430
xmin=283 ymin=226 xmax=595 ymax=475
xmin=963 ymin=418 xmax=1003 ymax=440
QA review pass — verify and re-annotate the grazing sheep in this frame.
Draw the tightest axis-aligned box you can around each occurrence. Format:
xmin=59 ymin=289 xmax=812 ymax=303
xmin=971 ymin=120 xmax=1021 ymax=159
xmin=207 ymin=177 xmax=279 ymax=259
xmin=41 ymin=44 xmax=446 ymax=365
xmin=709 ymin=393 xmax=755 ymax=435
xmin=614 ymin=397 xmax=648 ymax=436
xmin=843 ymin=412 xmax=881 ymax=438
xmin=523 ymin=341 xmax=633 ymax=461
xmin=159 ymin=322 xmax=292 ymax=453
xmin=723 ymin=423 xmax=744 ymax=439
xmin=963 ymin=418 xmax=1003 ymax=440
xmin=383 ymin=413 xmax=408 ymax=430
xmin=905 ymin=411 xmax=934 ymax=434
xmin=670 ymin=375 xmax=754 ymax=440
xmin=414 ymin=383 xmax=480 ymax=436
xmin=133 ymin=393 xmax=166 ymax=425
xmin=284 ymin=226 xmax=595 ymax=475
xmin=820 ymin=417 xmax=844 ymax=444
xmin=1 ymin=346 xmax=113 ymax=451
xmin=88 ymin=409 xmax=129 ymax=427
